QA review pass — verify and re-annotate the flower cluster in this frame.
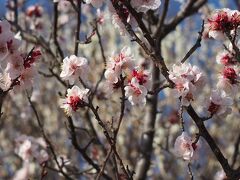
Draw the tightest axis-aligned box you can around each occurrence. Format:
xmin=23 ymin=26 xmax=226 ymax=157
xmin=203 ymin=9 xmax=240 ymax=117
xmin=169 ymin=63 xmax=206 ymax=106
xmin=174 ymin=132 xmax=201 ymax=161
xmin=60 ymin=85 xmax=89 ymax=116
xmin=104 ymin=47 xmax=151 ymax=106
xmin=15 ymin=135 xmax=49 ymax=164
xmin=0 ymin=20 xmax=40 ymax=91
xmin=204 ymin=8 xmax=240 ymax=39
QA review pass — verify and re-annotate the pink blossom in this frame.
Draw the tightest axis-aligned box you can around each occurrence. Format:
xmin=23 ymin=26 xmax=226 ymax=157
xmin=174 ymin=132 xmax=200 ymax=161
xmin=5 ymin=52 xmax=24 ymax=79
xmin=60 ymin=85 xmax=89 ymax=116
xmin=169 ymin=63 xmax=206 ymax=106
xmin=217 ymin=66 xmax=239 ymax=94
xmin=216 ymin=50 xmax=237 ymax=65
xmin=17 ymin=67 xmax=38 ymax=90
xmin=131 ymin=0 xmax=161 ymax=13
xmin=127 ymin=67 xmax=152 ymax=90
xmin=206 ymin=89 xmax=233 ymax=117
xmin=105 ymin=46 xmax=135 ymax=88
xmin=124 ymin=78 xmax=148 ymax=106
xmin=60 ymin=55 xmax=89 ymax=85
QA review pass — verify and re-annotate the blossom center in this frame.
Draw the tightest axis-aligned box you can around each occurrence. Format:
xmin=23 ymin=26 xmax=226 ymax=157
xmin=68 ymin=96 xmax=81 ymax=111
xmin=223 ymin=67 xmax=237 ymax=84
xmin=208 ymin=101 xmax=220 ymax=115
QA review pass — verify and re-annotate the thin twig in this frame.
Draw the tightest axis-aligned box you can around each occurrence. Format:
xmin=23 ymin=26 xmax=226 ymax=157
xmin=181 ymin=20 xmax=205 ymax=63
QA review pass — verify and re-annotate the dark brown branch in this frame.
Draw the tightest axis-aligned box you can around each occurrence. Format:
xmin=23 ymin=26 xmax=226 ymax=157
xmin=155 ymin=0 xmax=170 ymax=38
xmin=74 ymin=0 xmax=81 ymax=56
xmin=231 ymin=133 xmax=240 ymax=168
xmin=88 ymin=102 xmax=132 ymax=179
xmin=96 ymin=148 xmax=113 ymax=180
xmin=13 ymin=0 xmax=18 ymax=25
xmin=181 ymin=20 xmax=204 ymax=63
xmin=186 ymin=105 xmax=240 ymax=179
xmin=67 ymin=116 xmax=112 ymax=180
xmin=53 ymin=2 xmax=64 ymax=60
xmin=155 ymin=0 xmax=207 ymax=41
xmin=122 ymin=1 xmax=155 ymax=46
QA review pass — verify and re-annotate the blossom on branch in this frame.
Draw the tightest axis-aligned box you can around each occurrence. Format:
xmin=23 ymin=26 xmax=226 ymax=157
xmin=205 ymin=89 xmax=233 ymax=117
xmin=217 ymin=66 xmax=239 ymax=95
xmin=204 ymin=8 xmax=240 ymax=39
xmin=216 ymin=50 xmax=237 ymax=66
xmin=60 ymin=85 xmax=89 ymax=116
xmin=125 ymin=77 xmax=148 ymax=106
xmin=174 ymin=132 xmax=200 ymax=161
xmin=104 ymin=46 xmax=135 ymax=90
xmin=169 ymin=63 xmax=206 ymax=106
xmin=60 ymin=55 xmax=89 ymax=85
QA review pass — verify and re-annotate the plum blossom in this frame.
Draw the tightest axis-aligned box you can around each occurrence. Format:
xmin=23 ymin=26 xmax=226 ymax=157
xmin=204 ymin=8 xmax=240 ymax=39
xmin=174 ymin=132 xmax=200 ymax=161
xmin=217 ymin=66 xmax=239 ymax=94
xmin=5 ymin=52 xmax=24 ymax=79
xmin=216 ymin=50 xmax=237 ymax=65
xmin=60 ymin=85 xmax=89 ymax=116
xmin=85 ymin=0 xmax=104 ymax=8
xmin=60 ymin=55 xmax=89 ymax=85
xmin=124 ymin=78 xmax=148 ymax=106
xmin=124 ymin=67 xmax=152 ymax=105
xmin=105 ymin=46 xmax=135 ymax=89
xmin=205 ymin=89 xmax=233 ymax=117
xmin=169 ymin=63 xmax=206 ymax=106
xmin=15 ymin=135 xmax=49 ymax=163
xmin=16 ymin=67 xmax=38 ymax=90
xmin=131 ymin=0 xmax=161 ymax=13
xmin=127 ymin=67 xmax=152 ymax=89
